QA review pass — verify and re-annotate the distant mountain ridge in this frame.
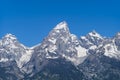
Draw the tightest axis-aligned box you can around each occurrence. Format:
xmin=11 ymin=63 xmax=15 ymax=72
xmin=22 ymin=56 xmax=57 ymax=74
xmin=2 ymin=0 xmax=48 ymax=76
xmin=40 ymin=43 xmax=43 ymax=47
xmin=0 ymin=21 xmax=120 ymax=80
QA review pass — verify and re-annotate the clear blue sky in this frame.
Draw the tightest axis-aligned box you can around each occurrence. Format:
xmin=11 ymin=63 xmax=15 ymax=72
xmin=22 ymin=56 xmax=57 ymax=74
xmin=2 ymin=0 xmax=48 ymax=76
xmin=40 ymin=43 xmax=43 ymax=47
xmin=0 ymin=0 xmax=120 ymax=47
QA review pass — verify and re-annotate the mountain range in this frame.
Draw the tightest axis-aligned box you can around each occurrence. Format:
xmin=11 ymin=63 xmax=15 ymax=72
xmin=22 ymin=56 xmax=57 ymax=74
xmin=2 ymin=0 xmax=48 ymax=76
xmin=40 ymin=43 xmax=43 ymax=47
xmin=0 ymin=21 xmax=120 ymax=80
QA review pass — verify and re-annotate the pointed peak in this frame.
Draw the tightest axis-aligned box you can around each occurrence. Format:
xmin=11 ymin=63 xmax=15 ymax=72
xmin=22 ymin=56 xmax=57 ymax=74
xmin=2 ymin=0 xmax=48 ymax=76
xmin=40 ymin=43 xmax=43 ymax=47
xmin=5 ymin=33 xmax=15 ymax=37
xmin=89 ymin=30 xmax=98 ymax=35
xmin=3 ymin=33 xmax=17 ymax=40
xmin=54 ymin=21 xmax=68 ymax=30
xmin=0 ymin=33 xmax=18 ymax=46
xmin=88 ymin=30 xmax=103 ymax=39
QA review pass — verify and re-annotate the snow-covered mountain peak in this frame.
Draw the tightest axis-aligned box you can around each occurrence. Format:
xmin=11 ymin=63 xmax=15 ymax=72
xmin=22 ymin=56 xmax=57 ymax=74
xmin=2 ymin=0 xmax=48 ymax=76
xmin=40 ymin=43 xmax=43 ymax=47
xmin=29 ymin=22 xmax=88 ymax=69
xmin=0 ymin=34 xmax=33 ymax=68
xmin=4 ymin=33 xmax=17 ymax=40
xmin=54 ymin=21 xmax=69 ymax=31
xmin=79 ymin=30 xmax=104 ymax=50
xmin=88 ymin=30 xmax=103 ymax=39
xmin=0 ymin=33 xmax=18 ymax=46
xmin=44 ymin=21 xmax=70 ymax=45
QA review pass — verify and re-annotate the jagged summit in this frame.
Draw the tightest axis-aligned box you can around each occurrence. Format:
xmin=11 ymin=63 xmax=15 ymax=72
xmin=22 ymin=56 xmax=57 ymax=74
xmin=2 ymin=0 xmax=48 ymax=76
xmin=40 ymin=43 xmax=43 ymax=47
xmin=88 ymin=30 xmax=103 ymax=39
xmin=44 ymin=21 xmax=70 ymax=45
xmin=54 ymin=21 xmax=68 ymax=29
xmin=0 ymin=33 xmax=33 ymax=68
xmin=3 ymin=33 xmax=17 ymax=40
xmin=0 ymin=33 xmax=18 ymax=46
